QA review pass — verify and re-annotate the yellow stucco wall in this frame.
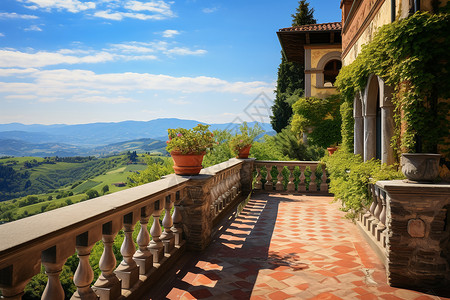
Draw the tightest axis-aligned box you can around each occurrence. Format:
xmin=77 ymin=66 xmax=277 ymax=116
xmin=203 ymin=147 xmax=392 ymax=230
xmin=310 ymin=48 xmax=339 ymax=69
xmin=343 ymin=0 xmax=392 ymax=65
xmin=310 ymin=74 xmax=339 ymax=98
xmin=343 ymin=0 xmax=449 ymax=65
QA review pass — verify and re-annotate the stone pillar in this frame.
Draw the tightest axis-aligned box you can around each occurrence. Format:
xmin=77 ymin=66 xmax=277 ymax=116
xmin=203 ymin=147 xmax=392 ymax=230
xmin=381 ymin=105 xmax=394 ymax=165
xmin=377 ymin=180 xmax=450 ymax=290
xmin=239 ymin=158 xmax=255 ymax=196
xmin=179 ymin=175 xmax=214 ymax=251
xmin=354 ymin=116 xmax=364 ymax=156
xmin=354 ymin=94 xmax=364 ymax=157
xmin=363 ymin=114 xmax=376 ymax=161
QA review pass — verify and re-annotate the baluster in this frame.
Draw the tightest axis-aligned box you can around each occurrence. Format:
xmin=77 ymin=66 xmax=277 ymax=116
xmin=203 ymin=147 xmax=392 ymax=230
xmin=71 ymin=232 xmax=98 ymax=300
xmin=161 ymin=195 xmax=175 ymax=253
xmin=149 ymin=200 xmax=164 ymax=263
xmin=376 ymin=189 xmax=387 ymax=243
xmin=309 ymin=166 xmax=317 ymax=192
xmin=0 ymin=252 xmax=41 ymax=299
xmin=172 ymin=200 xmax=184 ymax=247
xmin=320 ymin=164 xmax=328 ymax=193
xmin=370 ymin=186 xmax=381 ymax=236
xmin=115 ymin=213 xmax=139 ymax=290
xmin=230 ymin=171 xmax=238 ymax=199
xmin=287 ymin=166 xmax=295 ymax=193
xmin=363 ymin=184 xmax=375 ymax=226
xmin=298 ymin=166 xmax=306 ymax=192
xmin=93 ymin=221 xmax=121 ymax=299
xmin=276 ymin=165 xmax=284 ymax=191
xmin=264 ymin=165 xmax=273 ymax=191
xmin=42 ymin=246 xmax=70 ymax=300
xmin=133 ymin=207 xmax=154 ymax=275
xmin=254 ymin=165 xmax=262 ymax=190
xmin=225 ymin=171 xmax=231 ymax=206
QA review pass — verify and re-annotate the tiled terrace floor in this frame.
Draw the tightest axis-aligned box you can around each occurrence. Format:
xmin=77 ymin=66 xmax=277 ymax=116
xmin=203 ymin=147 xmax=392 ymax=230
xmin=149 ymin=193 xmax=450 ymax=300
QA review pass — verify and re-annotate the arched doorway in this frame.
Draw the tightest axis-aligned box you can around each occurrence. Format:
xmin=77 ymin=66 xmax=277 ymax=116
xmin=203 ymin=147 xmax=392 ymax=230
xmin=323 ymin=60 xmax=342 ymax=86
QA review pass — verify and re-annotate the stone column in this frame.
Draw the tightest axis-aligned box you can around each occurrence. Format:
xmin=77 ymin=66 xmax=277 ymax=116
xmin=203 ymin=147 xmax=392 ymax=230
xmin=354 ymin=94 xmax=364 ymax=157
xmin=381 ymin=105 xmax=394 ymax=165
xmin=354 ymin=116 xmax=364 ymax=156
xmin=239 ymin=158 xmax=255 ymax=196
xmin=363 ymin=114 xmax=376 ymax=161
xmin=179 ymin=174 xmax=214 ymax=251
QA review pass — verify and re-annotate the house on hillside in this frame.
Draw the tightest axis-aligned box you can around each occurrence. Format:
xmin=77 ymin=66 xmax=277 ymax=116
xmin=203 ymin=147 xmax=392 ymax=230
xmin=277 ymin=22 xmax=342 ymax=99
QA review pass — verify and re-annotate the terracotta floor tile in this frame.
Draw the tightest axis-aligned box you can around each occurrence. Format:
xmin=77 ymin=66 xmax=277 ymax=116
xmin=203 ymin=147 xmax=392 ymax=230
xmin=268 ymin=291 xmax=291 ymax=300
xmin=148 ymin=193 xmax=449 ymax=300
xmin=309 ymin=292 xmax=344 ymax=300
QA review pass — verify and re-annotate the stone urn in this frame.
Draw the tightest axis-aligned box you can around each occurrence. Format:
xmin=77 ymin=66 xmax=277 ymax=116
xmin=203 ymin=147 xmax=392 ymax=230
xmin=401 ymin=153 xmax=441 ymax=182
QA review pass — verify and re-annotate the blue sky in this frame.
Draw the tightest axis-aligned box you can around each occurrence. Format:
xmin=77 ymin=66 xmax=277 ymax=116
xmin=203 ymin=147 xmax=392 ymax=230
xmin=0 ymin=0 xmax=340 ymax=125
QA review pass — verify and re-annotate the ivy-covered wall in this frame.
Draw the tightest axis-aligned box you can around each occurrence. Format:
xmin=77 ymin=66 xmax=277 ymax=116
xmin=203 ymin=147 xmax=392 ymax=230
xmin=335 ymin=9 xmax=450 ymax=159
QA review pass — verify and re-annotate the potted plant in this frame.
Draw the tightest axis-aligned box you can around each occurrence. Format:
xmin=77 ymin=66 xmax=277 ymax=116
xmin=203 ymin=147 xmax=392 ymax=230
xmin=166 ymin=124 xmax=215 ymax=175
xmin=327 ymin=144 xmax=338 ymax=156
xmin=229 ymin=122 xmax=263 ymax=159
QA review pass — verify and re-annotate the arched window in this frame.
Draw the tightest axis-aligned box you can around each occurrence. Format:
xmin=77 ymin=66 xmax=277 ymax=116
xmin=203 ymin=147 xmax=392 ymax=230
xmin=323 ymin=60 xmax=342 ymax=86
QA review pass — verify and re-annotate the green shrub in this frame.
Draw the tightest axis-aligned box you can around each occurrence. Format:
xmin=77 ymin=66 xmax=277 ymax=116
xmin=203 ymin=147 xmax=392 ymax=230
xmin=323 ymin=150 xmax=404 ymax=219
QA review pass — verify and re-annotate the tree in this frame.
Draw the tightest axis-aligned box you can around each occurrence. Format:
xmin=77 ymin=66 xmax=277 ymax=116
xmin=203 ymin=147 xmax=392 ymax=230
xmin=271 ymin=0 xmax=316 ymax=133
xmin=102 ymin=184 xmax=109 ymax=195
xmin=291 ymin=0 xmax=317 ymax=26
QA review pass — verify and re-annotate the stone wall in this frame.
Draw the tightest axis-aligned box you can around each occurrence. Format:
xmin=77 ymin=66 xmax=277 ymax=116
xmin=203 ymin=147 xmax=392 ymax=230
xmin=377 ymin=180 xmax=450 ymax=289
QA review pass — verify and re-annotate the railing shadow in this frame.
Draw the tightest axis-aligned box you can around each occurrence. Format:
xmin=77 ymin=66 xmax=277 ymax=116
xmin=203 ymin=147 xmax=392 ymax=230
xmin=148 ymin=193 xmax=304 ymax=299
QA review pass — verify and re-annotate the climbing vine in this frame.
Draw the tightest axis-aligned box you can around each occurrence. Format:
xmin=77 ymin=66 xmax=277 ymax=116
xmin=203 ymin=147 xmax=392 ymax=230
xmin=335 ymin=9 xmax=450 ymax=158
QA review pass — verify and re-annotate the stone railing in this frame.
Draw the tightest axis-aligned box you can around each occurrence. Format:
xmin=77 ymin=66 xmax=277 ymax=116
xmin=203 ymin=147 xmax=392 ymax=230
xmin=0 ymin=158 xmax=252 ymax=299
xmin=253 ymin=160 xmax=328 ymax=194
xmin=358 ymin=180 xmax=450 ymax=290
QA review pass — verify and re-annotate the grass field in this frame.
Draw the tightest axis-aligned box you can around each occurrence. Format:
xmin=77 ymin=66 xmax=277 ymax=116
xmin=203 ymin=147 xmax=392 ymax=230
xmin=0 ymin=155 xmax=149 ymax=222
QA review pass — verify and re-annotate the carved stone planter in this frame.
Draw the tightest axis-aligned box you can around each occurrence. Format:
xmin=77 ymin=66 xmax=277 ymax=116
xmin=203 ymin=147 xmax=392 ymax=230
xmin=401 ymin=153 xmax=440 ymax=182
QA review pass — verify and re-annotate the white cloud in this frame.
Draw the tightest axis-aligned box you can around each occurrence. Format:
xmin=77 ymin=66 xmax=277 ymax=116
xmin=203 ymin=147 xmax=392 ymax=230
xmin=18 ymin=0 xmax=175 ymax=21
xmin=21 ymin=0 xmax=96 ymax=13
xmin=5 ymin=94 xmax=37 ymax=100
xmin=165 ymin=47 xmax=207 ymax=56
xmin=0 ymin=49 xmax=114 ymax=68
xmin=0 ymin=12 xmax=39 ymax=19
xmin=0 ymin=41 xmax=206 ymax=68
xmin=0 ymin=33 xmax=4 ymax=37
xmin=24 ymin=25 xmax=42 ymax=31
xmin=0 ymin=68 xmax=274 ymax=103
xmin=202 ymin=7 xmax=217 ymax=13
xmin=124 ymin=0 xmax=174 ymax=17
xmin=162 ymin=29 xmax=179 ymax=38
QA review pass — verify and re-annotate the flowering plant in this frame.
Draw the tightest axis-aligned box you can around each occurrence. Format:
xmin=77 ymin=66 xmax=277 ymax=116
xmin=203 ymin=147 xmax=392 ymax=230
xmin=166 ymin=124 xmax=215 ymax=154
xmin=229 ymin=122 xmax=264 ymax=155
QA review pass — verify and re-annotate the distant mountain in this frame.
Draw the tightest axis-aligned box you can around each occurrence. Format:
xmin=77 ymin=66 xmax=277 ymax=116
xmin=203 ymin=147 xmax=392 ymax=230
xmin=0 ymin=138 xmax=167 ymax=157
xmin=0 ymin=118 xmax=274 ymax=157
xmin=0 ymin=118 xmax=274 ymax=145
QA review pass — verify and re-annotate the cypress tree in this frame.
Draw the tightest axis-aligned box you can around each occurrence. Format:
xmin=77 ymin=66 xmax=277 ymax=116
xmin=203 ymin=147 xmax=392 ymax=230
xmin=271 ymin=0 xmax=317 ymax=133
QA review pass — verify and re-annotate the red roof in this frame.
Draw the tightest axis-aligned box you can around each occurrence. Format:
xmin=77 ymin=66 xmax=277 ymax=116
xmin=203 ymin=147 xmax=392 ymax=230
xmin=279 ymin=22 xmax=342 ymax=32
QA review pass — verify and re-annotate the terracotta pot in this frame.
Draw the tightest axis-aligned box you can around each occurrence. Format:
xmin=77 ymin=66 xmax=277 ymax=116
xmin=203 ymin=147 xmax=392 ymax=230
xmin=237 ymin=145 xmax=251 ymax=159
xmin=327 ymin=147 xmax=338 ymax=155
xmin=170 ymin=151 xmax=205 ymax=175
xmin=401 ymin=153 xmax=440 ymax=182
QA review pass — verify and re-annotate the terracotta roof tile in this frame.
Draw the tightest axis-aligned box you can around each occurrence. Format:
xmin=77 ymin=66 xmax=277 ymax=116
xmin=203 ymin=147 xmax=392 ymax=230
xmin=279 ymin=22 xmax=342 ymax=32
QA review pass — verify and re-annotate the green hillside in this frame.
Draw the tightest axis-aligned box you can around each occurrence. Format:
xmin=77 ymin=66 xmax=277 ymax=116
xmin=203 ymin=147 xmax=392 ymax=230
xmin=0 ymin=155 xmax=149 ymax=222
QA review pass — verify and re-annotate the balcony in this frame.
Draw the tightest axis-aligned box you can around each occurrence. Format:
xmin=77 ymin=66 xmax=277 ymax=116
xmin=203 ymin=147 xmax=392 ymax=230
xmin=1 ymin=158 xmax=449 ymax=299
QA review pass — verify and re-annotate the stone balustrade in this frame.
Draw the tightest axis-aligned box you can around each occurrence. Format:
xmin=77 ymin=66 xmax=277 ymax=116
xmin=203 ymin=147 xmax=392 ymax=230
xmin=0 ymin=158 xmax=252 ymax=299
xmin=253 ymin=160 xmax=328 ymax=194
xmin=358 ymin=180 xmax=450 ymax=290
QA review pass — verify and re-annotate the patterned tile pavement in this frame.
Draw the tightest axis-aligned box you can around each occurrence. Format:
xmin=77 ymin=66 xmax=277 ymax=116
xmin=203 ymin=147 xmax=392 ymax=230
xmin=150 ymin=193 xmax=450 ymax=300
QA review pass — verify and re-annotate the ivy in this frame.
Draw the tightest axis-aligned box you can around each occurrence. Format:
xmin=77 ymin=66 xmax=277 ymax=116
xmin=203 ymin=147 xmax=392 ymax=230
xmin=335 ymin=11 xmax=450 ymax=158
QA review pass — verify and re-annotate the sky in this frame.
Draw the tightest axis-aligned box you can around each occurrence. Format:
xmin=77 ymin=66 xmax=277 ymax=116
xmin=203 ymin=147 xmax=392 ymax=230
xmin=0 ymin=0 xmax=341 ymax=125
